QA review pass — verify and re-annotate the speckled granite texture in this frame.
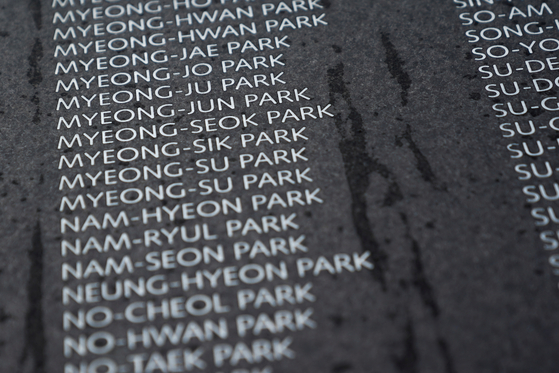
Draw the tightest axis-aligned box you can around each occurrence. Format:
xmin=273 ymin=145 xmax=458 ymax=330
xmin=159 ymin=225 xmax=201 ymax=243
xmin=0 ymin=1 xmax=558 ymax=372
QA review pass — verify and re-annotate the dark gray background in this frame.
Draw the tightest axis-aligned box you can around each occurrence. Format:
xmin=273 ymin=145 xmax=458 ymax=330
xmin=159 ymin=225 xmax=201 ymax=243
xmin=1 ymin=1 xmax=558 ymax=373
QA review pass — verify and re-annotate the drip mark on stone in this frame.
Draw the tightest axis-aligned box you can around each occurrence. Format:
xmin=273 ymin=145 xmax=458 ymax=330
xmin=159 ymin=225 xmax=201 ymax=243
xmin=331 ymin=362 xmax=353 ymax=373
xmin=30 ymin=94 xmax=41 ymax=125
xmin=27 ymin=39 xmax=43 ymax=87
xmin=20 ymin=222 xmax=46 ymax=373
xmin=392 ymin=319 xmax=418 ymax=373
xmin=400 ymin=213 xmax=440 ymax=318
xmin=397 ymin=213 xmax=457 ymax=373
xmin=27 ymin=39 xmax=43 ymax=126
xmin=411 ymin=239 xmax=440 ymax=318
xmin=438 ymin=338 xmax=458 ymax=373
xmin=0 ymin=308 xmax=11 ymax=322
xmin=327 ymin=62 xmax=390 ymax=290
xmin=380 ymin=33 xmax=412 ymax=106
xmin=396 ymin=124 xmax=447 ymax=191
xmin=28 ymin=0 xmax=42 ymax=30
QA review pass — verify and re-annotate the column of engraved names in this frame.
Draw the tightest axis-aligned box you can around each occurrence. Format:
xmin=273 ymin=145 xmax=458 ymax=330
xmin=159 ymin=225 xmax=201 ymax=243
xmin=454 ymin=0 xmax=559 ymax=284
xmin=53 ymin=1 xmax=188 ymax=372
xmin=51 ymin=0 xmax=372 ymax=373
